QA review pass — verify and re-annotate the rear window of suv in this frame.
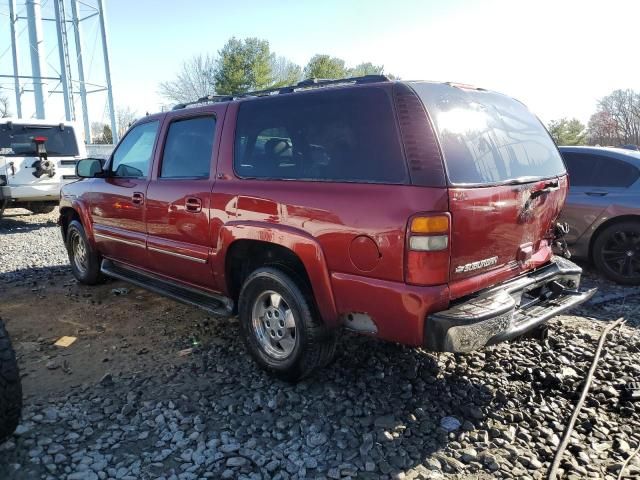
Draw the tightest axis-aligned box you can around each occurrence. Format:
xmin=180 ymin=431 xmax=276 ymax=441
xmin=410 ymin=83 xmax=565 ymax=185
xmin=0 ymin=124 xmax=79 ymax=157
xmin=233 ymin=87 xmax=408 ymax=184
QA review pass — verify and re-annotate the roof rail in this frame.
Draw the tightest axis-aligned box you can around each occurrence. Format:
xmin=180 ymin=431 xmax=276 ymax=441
xmin=171 ymin=75 xmax=390 ymax=110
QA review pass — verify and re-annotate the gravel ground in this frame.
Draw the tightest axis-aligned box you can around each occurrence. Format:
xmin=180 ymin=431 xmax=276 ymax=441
xmin=0 ymin=208 xmax=639 ymax=480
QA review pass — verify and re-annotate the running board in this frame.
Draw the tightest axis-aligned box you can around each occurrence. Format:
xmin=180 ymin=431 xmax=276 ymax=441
xmin=101 ymin=259 xmax=233 ymax=316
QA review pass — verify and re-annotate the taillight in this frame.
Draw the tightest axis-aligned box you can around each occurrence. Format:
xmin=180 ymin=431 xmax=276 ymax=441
xmin=405 ymin=213 xmax=451 ymax=285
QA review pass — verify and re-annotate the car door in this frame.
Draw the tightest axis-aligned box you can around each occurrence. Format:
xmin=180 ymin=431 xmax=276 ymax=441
xmin=562 ymin=152 xmax=606 ymax=244
xmin=91 ymin=119 xmax=161 ymax=268
xmin=144 ymin=109 xmax=223 ymax=290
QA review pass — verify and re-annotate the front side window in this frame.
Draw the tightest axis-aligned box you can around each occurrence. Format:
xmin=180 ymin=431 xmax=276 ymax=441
xmin=160 ymin=116 xmax=216 ymax=178
xmin=562 ymin=152 xmax=597 ymax=187
xmin=233 ymin=88 xmax=408 ymax=184
xmin=0 ymin=124 xmax=79 ymax=157
xmin=111 ymin=121 xmax=159 ymax=178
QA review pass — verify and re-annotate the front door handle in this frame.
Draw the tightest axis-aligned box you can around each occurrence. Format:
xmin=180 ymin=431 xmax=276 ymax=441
xmin=185 ymin=197 xmax=202 ymax=213
xmin=585 ymin=191 xmax=608 ymax=197
xmin=132 ymin=192 xmax=144 ymax=205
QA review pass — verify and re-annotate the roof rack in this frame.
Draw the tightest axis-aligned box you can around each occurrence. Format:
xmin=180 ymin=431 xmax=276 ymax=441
xmin=172 ymin=74 xmax=390 ymax=110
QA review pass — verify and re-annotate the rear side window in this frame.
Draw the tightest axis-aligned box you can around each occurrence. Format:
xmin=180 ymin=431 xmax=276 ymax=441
xmin=563 ymin=152 xmax=639 ymax=187
xmin=160 ymin=116 xmax=216 ymax=178
xmin=234 ymin=88 xmax=408 ymax=184
xmin=592 ymin=156 xmax=639 ymax=187
xmin=0 ymin=124 xmax=79 ymax=157
xmin=411 ymin=83 xmax=566 ymax=185
xmin=562 ymin=152 xmax=596 ymax=186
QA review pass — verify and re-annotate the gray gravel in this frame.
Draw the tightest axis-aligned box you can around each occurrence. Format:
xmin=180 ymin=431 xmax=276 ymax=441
xmin=1 ymin=208 xmax=639 ymax=480
xmin=0 ymin=208 xmax=69 ymax=284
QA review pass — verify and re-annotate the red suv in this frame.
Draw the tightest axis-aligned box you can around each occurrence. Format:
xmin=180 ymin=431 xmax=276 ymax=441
xmin=59 ymin=76 xmax=595 ymax=380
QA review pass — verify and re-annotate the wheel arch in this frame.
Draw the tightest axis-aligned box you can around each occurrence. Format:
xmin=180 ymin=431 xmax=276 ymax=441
xmin=589 ymin=214 xmax=640 ymax=261
xmin=218 ymin=224 xmax=338 ymax=327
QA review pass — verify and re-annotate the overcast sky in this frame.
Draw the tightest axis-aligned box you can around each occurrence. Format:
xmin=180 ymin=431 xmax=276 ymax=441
xmin=1 ymin=0 xmax=639 ymax=128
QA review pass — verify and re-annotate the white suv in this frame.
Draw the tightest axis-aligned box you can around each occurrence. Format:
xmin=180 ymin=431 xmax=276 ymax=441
xmin=0 ymin=118 xmax=86 ymax=216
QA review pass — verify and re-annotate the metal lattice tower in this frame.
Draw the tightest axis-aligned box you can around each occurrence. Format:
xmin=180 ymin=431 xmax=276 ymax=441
xmin=2 ymin=0 xmax=118 ymax=143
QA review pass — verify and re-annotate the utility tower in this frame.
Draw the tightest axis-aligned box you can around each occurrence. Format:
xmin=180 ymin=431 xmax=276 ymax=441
xmin=3 ymin=0 xmax=118 ymax=144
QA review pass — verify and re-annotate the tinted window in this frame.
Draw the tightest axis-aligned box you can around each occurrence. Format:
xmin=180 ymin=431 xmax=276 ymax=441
xmin=234 ymin=88 xmax=408 ymax=184
xmin=592 ymin=157 xmax=639 ymax=187
xmin=160 ymin=116 xmax=216 ymax=178
xmin=562 ymin=152 xmax=596 ymax=186
xmin=0 ymin=124 xmax=79 ymax=157
xmin=411 ymin=83 xmax=566 ymax=185
xmin=111 ymin=121 xmax=159 ymax=178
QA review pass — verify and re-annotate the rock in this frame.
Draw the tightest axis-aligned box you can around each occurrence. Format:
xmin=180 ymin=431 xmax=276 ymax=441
xmin=440 ymin=416 xmax=462 ymax=432
xmin=226 ymin=457 xmax=248 ymax=467
xmin=305 ymin=432 xmax=328 ymax=447
xmin=460 ymin=448 xmax=478 ymax=463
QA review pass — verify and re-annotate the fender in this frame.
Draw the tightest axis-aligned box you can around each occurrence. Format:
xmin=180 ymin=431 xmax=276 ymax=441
xmin=58 ymin=194 xmax=96 ymax=248
xmin=213 ymin=221 xmax=339 ymax=327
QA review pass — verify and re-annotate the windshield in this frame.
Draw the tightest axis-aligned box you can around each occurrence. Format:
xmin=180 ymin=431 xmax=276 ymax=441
xmin=0 ymin=124 xmax=79 ymax=157
xmin=410 ymin=82 xmax=566 ymax=185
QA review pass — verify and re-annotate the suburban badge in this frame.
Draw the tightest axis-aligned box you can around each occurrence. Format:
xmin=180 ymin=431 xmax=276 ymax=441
xmin=455 ymin=256 xmax=499 ymax=274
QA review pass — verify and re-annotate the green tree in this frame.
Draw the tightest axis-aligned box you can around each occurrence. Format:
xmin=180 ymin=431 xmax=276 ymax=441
xmin=303 ymin=55 xmax=347 ymax=79
xmin=214 ymin=37 xmax=274 ymax=95
xmin=547 ymin=118 xmax=587 ymax=146
xmin=102 ymin=125 xmax=113 ymax=144
xmin=349 ymin=62 xmax=384 ymax=77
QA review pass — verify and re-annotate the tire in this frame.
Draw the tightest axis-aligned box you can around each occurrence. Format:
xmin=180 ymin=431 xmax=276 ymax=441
xmin=238 ymin=267 xmax=338 ymax=381
xmin=0 ymin=317 xmax=22 ymax=444
xmin=28 ymin=204 xmax=56 ymax=215
xmin=592 ymin=221 xmax=640 ymax=285
xmin=65 ymin=220 xmax=104 ymax=285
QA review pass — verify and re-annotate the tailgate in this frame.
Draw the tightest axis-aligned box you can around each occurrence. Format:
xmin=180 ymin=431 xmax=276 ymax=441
xmin=408 ymin=82 xmax=568 ymax=299
xmin=448 ymin=175 xmax=567 ymax=297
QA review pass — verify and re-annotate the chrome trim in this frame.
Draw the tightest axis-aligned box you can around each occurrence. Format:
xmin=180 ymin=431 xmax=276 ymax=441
xmin=94 ymin=232 xmax=145 ymax=248
xmin=148 ymin=245 xmax=208 ymax=264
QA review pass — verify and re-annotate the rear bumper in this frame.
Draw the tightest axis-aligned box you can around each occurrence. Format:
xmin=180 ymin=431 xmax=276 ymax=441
xmin=0 ymin=184 xmax=60 ymax=202
xmin=424 ymin=257 xmax=596 ymax=352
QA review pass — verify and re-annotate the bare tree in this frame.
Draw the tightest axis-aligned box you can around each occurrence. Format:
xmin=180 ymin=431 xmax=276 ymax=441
xmin=0 ymin=93 xmax=11 ymax=118
xmin=598 ymin=89 xmax=640 ymax=145
xmin=159 ymin=54 xmax=217 ymax=105
xmin=116 ymin=106 xmax=137 ymax=138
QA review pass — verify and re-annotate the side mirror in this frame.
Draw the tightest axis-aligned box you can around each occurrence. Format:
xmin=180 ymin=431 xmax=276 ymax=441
xmin=76 ymin=158 xmax=104 ymax=178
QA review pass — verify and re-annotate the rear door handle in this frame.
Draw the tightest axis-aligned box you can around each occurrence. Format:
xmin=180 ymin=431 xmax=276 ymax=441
xmin=132 ymin=192 xmax=144 ymax=205
xmin=585 ymin=191 xmax=608 ymax=197
xmin=185 ymin=197 xmax=202 ymax=213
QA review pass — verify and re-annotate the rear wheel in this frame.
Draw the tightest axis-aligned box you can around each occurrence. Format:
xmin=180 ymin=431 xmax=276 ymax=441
xmin=238 ymin=267 xmax=337 ymax=381
xmin=66 ymin=220 xmax=104 ymax=285
xmin=0 ymin=317 xmax=22 ymax=443
xmin=592 ymin=221 xmax=640 ymax=285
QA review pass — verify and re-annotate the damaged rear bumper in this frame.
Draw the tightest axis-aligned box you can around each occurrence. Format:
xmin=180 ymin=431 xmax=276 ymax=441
xmin=425 ymin=257 xmax=596 ymax=352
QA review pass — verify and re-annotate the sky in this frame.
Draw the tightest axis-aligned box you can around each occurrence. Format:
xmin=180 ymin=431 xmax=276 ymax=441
xmin=1 ymin=0 xmax=639 ymax=131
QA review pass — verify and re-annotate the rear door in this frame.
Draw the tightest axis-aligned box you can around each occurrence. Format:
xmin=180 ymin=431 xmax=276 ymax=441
xmin=561 ymin=151 xmax=606 ymax=243
xmin=91 ymin=119 xmax=161 ymax=268
xmin=411 ymin=83 xmax=567 ymax=299
xmin=145 ymin=108 xmax=223 ymax=290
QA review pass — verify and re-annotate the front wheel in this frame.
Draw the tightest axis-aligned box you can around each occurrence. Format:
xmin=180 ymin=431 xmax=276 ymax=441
xmin=592 ymin=221 xmax=640 ymax=285
xmin=0 ymin=317 xmax=22 ymax=443
xmin=65 ymin=220 xmax=104 ymax=285
xmin=238 ymin=267 xmax=337 ymax=381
